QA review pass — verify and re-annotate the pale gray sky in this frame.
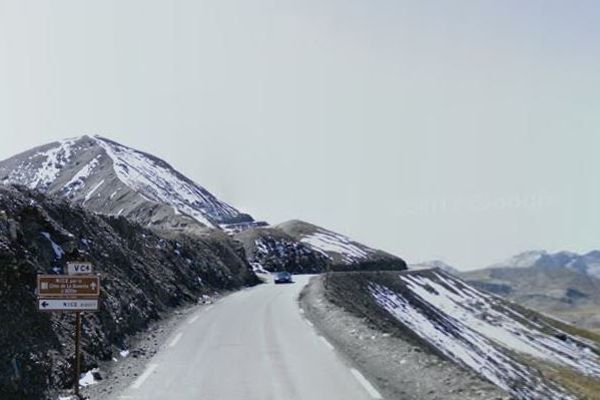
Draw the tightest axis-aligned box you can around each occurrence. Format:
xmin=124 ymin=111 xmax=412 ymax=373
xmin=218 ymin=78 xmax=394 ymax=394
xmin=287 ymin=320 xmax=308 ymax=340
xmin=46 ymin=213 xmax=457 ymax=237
xmin=0 ymin=1 xmax=598 ymax=269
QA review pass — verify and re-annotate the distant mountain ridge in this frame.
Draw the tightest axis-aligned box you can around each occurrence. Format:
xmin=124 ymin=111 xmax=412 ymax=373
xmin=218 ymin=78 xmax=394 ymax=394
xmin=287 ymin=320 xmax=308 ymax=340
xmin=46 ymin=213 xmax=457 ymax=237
xmin=461 ymin=249 xmax=600 ymax=332
xmin=0 ymin=136 xmax=262 ymax=235
xmin=490 ymin=249 xmax=600 ymax=278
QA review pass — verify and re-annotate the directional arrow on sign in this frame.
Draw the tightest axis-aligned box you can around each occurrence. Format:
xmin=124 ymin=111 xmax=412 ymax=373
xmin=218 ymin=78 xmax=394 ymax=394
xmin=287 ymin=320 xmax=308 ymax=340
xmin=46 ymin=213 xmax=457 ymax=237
xmin=37 ymin=299 xmax=99 ymax=312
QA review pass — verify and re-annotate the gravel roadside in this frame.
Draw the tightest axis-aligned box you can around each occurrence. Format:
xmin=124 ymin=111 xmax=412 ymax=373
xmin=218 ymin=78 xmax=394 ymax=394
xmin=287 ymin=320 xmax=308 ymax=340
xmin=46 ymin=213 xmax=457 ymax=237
xmin=299 ymin=275 xmax=511 ymax=400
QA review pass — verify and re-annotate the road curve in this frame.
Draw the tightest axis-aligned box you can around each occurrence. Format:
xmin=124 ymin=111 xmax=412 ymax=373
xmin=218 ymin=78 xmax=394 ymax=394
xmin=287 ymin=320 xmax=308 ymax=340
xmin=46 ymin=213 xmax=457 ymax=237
xmin=113 ymin=275 xmax=380 ymax=400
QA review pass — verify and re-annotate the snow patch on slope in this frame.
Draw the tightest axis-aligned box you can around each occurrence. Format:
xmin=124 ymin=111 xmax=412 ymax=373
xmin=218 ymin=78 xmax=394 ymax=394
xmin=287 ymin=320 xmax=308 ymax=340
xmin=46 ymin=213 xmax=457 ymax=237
xmin=94 ymin=136 xmax=241 ymax=228
xmin=301 ymin=231 xmax=371 ymax=264
xmin=40 ymin=232 xmax=65 ymax=259
xmin=83 ymin=179 xmax=105 ymax=204
xmin=63 ymin=155 xmax=101 ymax=196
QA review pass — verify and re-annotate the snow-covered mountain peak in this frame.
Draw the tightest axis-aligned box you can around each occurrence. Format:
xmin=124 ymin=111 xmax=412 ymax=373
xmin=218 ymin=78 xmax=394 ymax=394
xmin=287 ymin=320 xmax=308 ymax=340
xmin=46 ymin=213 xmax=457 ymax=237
xmin=0 ymin=136 xmax=259 ymax=232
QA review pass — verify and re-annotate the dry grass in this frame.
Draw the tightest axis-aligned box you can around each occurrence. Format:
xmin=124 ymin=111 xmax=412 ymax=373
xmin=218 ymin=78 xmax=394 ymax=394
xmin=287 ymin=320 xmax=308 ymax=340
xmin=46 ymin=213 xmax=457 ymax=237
xmin=540 ymin=364 xmax=600 ymax=400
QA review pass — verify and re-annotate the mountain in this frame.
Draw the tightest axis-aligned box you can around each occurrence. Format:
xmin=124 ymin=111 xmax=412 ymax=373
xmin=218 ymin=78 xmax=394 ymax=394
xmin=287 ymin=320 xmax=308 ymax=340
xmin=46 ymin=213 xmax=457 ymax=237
xmin=490 ymin=250 xmax=600 ymax=278
xmin=409 ymin=260 xmax=459 ymax=274
xmin=461 ymin=264 xmax=600 ymax=332
xmin=276 ymin=220 xmax=406 ymax=270
xmin=459 ymin=249 xmax=600 ymax=332
xmin=0 ymin=185 xmax=258 ymax=399
xmin=326 ymin=269 xmax=600 ymax=400
xmin=235 ymin=220 xmax=407 ymax=273
xmin=0 ymin=137 xmax=407 ymax=273
xmin=234 ymin=226 xmax=330 ymax=274
xmin=0 ymin=136 xmax=263 ymax=235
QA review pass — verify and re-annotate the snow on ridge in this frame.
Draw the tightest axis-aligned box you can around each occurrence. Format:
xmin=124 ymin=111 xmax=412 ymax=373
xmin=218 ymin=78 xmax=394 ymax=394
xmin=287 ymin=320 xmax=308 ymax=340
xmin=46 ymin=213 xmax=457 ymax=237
xmin=369 ymin=272 xmax=600 ymax=399
xmin=93 ymin=136 xmax=241 ymax=228
xmin=300 ymin=230 xmax=371 ymax=264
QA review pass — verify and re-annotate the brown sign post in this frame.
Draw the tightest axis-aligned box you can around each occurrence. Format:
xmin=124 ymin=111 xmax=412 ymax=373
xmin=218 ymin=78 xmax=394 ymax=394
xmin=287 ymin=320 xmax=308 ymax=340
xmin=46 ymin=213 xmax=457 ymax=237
xmin=37 ymin=263 xmax=100 ymax=399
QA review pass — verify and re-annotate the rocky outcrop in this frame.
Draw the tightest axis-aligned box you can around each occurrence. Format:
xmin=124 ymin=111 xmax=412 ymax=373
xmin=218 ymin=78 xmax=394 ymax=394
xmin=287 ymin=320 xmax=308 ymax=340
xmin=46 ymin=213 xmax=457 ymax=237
xmin=235 ymin=227 xmax=329 ymax=274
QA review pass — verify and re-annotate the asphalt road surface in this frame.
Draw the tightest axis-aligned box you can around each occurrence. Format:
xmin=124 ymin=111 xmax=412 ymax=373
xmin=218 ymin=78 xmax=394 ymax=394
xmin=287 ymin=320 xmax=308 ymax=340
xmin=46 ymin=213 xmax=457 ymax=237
xmin=114 ymin=275 xmax=382 ymax=400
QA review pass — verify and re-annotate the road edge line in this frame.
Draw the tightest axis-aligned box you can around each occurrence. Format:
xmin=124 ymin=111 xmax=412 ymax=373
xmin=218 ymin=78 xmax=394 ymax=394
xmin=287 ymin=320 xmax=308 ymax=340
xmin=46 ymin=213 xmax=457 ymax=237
xmin=131 ymin=364 xmax=159 ymax=389
xmin=350 ymin=368 xmax=383 ymax=399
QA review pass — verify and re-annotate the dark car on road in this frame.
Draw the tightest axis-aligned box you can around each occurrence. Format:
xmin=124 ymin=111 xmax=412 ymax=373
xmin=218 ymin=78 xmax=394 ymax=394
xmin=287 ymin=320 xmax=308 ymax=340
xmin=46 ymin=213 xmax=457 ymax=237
xmin=273 ymin=271 xmax=293 ymax=284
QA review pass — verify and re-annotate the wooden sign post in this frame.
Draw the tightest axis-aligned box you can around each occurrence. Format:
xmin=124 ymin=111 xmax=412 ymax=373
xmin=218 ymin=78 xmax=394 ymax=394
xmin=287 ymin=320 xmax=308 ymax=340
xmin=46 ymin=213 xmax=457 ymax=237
xmin=37 ymin=262 xmax=100 ymax=399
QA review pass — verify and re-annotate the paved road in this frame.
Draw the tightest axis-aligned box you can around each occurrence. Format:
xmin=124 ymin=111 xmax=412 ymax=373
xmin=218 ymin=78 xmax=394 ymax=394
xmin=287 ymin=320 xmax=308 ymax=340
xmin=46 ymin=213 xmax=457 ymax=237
xmin=114 ymin=275 xmax=382 ymax=400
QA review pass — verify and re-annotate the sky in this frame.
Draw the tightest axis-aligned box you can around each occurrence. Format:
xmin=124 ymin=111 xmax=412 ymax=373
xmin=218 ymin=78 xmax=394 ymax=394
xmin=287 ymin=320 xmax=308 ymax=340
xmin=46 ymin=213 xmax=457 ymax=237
xmin=0 ymin=1 xmax=598 ymax=270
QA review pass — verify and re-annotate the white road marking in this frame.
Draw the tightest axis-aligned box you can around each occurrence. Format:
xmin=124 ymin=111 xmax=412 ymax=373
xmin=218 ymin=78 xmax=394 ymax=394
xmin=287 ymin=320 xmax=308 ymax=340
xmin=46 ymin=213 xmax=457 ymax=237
xmin=168 ymin=332 xmax=183 ymax=348
xmin=319 ymin=336 xmax=334 ymax=350
xmin=187 ymin=315 xmax=199 ymax=324
xmin=350 ymin=368 xmax=383 ymax=399
xmin=305 ymin=319 xmax=314 ymax=327
xmin=131 ymin=364 xmax=159 ymax=389
xmin=205 ymin=305 xmax=213 ymax=311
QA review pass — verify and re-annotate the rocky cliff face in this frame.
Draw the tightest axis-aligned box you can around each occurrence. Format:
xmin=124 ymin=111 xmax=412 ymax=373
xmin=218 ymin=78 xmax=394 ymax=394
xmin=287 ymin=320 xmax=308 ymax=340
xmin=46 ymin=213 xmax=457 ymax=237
xmin=0 ymin=136 xmax=263 ymax=236
xmin=0 ymin=185 xmax=258 ymax=399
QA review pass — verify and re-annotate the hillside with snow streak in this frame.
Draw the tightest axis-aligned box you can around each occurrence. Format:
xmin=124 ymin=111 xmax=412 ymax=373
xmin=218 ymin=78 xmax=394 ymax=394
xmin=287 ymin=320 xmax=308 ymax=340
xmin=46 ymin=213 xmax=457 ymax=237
xmin=326 ymin=270 xmax=600 ymax=400
xmin=0 ymin=136 xmax=260 ymax=234
xmin=276 ymin=220 xmax=404 ymax=269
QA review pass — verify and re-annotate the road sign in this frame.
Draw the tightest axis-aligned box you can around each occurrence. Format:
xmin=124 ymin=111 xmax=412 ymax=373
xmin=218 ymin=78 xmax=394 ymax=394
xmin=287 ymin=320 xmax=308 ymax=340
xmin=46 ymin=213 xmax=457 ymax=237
xmin=67 ymin=262 xmax=93 ymax=275
xmin=37 ymin=275 xmax=100 ymax=298
xmin=38 ymin=298 xmax=99 ymax=312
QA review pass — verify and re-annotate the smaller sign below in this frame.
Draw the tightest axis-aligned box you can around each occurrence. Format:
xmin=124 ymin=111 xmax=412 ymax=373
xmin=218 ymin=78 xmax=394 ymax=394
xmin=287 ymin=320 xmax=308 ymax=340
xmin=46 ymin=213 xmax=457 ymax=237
xmin=38 ymin=298 xmax=99 ymax=312
xmin=67 ymin=262 xmax=93 ymax=276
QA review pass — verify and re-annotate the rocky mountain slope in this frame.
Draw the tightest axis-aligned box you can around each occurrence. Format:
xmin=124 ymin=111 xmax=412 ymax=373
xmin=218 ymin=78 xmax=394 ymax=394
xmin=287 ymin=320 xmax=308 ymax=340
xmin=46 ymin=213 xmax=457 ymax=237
xmin=0 ymin=136 xmax=263 ymax=235
xmin=235 ymin=221 xmax=407 ymax=274
xmin=325 ymin=269 xmax=600 ymax=400
xmin=0 ymin=185 xmax=258 ymax=399
xmin=276 ymin=220 xmax=406 ymax=271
